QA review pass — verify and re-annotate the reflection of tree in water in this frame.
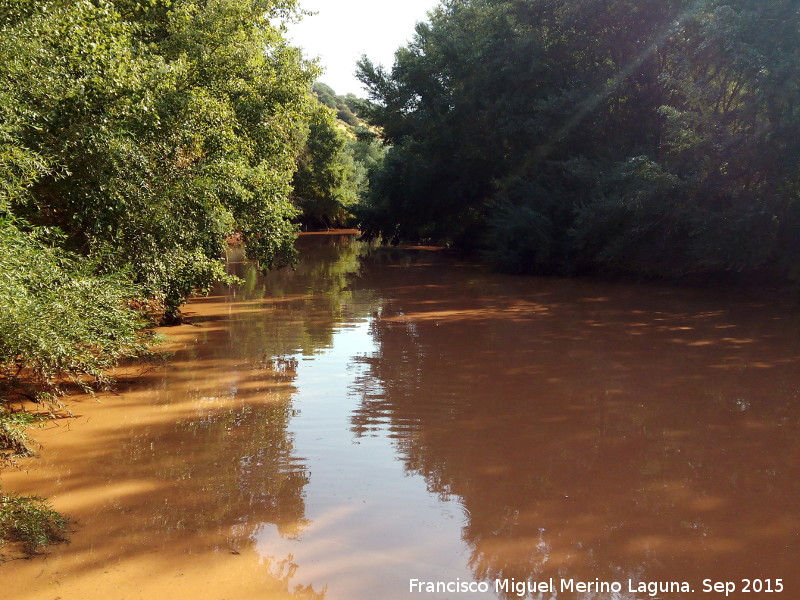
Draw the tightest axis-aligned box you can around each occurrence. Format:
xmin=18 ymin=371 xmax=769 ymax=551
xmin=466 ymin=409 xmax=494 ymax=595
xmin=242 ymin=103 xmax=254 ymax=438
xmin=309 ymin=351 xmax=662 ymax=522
xmin=217 ymin=235 xmax=376 ymax=361
xmin=348 ymin=250 xmax=800 ymax=596
xmin=259 ymin=554 xmax=327 ymax=600
xmin=168 ymin=404 xmax=305 ymax=532
xmin=226 ymin=233 xmax=374 ymax=358
xmin=109 ymin=234 xmax=373 ymax=597
xmin=270 ymin=554 xmax=328 ymax=600
xmin=110 ymin=349 xmax=311 ymax=553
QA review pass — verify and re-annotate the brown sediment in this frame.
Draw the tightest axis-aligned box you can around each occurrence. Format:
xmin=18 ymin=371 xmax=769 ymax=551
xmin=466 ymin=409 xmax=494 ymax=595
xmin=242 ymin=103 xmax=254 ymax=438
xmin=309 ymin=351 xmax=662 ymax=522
xmin=3 ymin=233 xmax=800 ymax=599
xmin=0 ymin=287 xmax=323 ymax=598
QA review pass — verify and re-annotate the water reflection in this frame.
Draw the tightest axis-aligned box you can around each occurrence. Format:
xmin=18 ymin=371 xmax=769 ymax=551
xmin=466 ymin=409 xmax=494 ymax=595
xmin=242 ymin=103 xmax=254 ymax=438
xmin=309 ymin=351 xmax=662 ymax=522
xmin=349 ymin=248 xmax=800 ymax=598
xmin=4 ymin=234 xmax=800 ymax=600
xmin=1 ymin=234 xmax=376 ymax=599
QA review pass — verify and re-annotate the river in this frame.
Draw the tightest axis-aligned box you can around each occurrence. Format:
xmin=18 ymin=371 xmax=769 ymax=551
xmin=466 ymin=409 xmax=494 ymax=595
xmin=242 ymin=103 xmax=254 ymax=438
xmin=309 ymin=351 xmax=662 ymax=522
xmin=3 ymin=231 xmax=800 ymax=599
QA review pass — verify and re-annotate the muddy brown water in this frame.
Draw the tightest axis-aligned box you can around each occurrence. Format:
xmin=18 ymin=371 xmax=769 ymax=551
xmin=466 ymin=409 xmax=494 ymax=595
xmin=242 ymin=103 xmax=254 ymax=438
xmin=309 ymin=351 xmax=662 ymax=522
xmin=3 ymin=232 xmax=800 ymax=600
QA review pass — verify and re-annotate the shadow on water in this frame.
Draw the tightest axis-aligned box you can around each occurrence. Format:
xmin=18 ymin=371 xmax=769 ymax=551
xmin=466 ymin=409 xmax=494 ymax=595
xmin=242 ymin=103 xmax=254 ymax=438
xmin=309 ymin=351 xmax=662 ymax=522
xmin=4 ymin=233 xmax=800 ymax=600
xmin=347 ymin=250 xmax=800 ymax=597
xmin=1 ymin=233 xmax=374 ymax=600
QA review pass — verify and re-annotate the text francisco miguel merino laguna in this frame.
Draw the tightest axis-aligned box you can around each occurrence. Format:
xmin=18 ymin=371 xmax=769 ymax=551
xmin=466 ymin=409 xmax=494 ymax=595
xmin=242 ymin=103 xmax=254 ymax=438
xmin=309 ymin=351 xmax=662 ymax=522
xmin=409 ymin=577 xmax=694 ymax=597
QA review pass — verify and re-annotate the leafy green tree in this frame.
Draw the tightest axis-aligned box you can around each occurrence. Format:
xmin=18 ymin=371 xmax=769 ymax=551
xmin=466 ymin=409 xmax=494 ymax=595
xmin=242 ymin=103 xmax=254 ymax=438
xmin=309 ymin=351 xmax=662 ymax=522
xmin=313 ymin=81 xmax=339 ymax=109
xmin=292 ymin=103 xmax=361 ymax=227
xmin=357 ymin=0 xmax=800 ymax=284
xmin=1 ymin=0 xmax=317 ymax=322
xmin=312 ymin=81 xmax=359 ymax=125
xmin=295 ymin=84 xmax=385 ymax=229
xmin=0 ymin=0 xmax=321 ymax=550
xmin=357 ymin=0 xmax=684 ymax=244
xmin=0 ymin=218 xmax=152 ymax=463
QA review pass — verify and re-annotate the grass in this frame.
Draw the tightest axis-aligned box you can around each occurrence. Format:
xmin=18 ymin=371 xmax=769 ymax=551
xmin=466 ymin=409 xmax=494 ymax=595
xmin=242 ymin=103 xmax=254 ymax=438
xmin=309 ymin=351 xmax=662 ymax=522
xmin=0 ymin=408 xmax=69 ymax=559
xmin=0 ymin=492 xmax=68 ymax=557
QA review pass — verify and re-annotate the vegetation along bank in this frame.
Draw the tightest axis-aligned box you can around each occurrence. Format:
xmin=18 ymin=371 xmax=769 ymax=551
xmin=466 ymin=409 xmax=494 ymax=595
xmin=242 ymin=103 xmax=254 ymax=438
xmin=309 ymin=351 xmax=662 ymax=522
xmin=0 ymin=0 xmax=376 ymax=555
xmin=2 ymin=0 xmax=799 ymax=556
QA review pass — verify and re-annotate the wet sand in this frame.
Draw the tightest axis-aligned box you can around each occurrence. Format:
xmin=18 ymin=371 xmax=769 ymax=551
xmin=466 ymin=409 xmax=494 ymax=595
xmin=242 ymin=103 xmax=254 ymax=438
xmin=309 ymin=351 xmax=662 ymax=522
xmin=3 ymin=232 xmax=800 ymax=599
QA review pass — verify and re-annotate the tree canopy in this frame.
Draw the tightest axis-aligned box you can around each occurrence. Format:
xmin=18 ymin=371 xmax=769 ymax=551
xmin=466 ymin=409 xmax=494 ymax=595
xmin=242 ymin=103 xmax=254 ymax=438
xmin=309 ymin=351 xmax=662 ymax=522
xmin=356 ymin=0 xmax=800 ymax=283
xmin=292 ymin=82 xmax=385 ymax=228
xmin=0 ymin=0 xmax=322 ymax=468
xmin=1 ymin=0 xmax=317 ymax=322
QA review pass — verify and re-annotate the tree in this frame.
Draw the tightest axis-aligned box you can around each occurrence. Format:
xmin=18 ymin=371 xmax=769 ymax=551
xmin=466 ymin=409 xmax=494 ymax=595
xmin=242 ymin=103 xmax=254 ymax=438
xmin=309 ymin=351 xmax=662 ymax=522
xmin=356 ymin=0 xmax=800 ymax=285
xmin=292 ymin=103 xmax=361 ymax=228
xmin=1 ymin=0 xmax=318 ymax=321
xmin=0 ymin=0 xmax=323 ymax=552
xmin=294 ymin=83 xmax=386 ymax=229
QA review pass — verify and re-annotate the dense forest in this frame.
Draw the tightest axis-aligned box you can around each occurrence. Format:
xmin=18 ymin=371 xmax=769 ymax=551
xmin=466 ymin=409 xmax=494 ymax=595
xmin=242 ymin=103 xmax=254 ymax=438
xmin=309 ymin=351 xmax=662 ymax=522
xmin=0 ymin=0 xmax=368 ymax=552
xmin=357 ymin=0 xmax=800 ymax=283
xmin=1 ymin=0 xmax=799 ymax=556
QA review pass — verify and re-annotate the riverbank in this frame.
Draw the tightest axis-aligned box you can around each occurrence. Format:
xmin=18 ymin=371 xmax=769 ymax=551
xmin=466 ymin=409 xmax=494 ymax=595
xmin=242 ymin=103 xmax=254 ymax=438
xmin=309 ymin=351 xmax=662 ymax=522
xmin=0 ymin=231 xmax=366 ymax=597
xmin=0 ymin=284 xmax=323 ymax=597
xmin=0 ymin=300 xmax=209 ymax=560
xmin=3 ymin=231 xmax=800 ymax=600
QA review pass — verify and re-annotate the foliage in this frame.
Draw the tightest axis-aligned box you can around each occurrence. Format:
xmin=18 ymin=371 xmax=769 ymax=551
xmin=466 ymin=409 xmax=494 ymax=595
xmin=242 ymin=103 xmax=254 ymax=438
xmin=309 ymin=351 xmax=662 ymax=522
xmin=0 ymin=492 xmax=68 ymax=556
xmin=0 ymin=0 xmax=318 ymax=320
xmin=0 ymin=221 xmax=151 ymax=394
xmin=313 ymin=82 xmax=361 ymax=126
xmin=294 ymin=83 xmax=386 ymax=228
xmin=357 ymin=0 xmax=800 ymax=284
xmin=0 ymin=218 xmax=153 ymax=467
xmin=0 ymin=0 xmax=323 ymax=555
xmin=0 ymin=411 xmax=48 ymax=465
xmin=292 ymin=104 xmax=361 ymax=227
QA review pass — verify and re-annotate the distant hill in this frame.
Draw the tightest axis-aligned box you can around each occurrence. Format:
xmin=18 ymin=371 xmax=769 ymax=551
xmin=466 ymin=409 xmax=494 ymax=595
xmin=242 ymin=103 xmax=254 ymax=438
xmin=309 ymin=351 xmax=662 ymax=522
xmin=312 ymin=82 xmax=368 ymax=129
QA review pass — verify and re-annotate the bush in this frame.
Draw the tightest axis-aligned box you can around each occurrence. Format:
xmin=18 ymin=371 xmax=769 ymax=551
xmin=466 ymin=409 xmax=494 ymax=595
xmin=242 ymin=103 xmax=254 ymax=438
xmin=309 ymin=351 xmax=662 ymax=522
xmin=0 ymin=411 xmax=48 ymax=464
xmin=0 ymin=493 xmax=68 ymax=556
xmin=0 ymin=221 xmax=152 ymax=395
xmin=483 ymin=201 xmax=556 ymax=274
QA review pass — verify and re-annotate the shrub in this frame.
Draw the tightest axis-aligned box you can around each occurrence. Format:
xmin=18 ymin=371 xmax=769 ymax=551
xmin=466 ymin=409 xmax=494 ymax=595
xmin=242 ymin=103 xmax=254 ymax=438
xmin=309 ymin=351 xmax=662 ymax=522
xmin=0 ymin=493 xmax=68 ymax=556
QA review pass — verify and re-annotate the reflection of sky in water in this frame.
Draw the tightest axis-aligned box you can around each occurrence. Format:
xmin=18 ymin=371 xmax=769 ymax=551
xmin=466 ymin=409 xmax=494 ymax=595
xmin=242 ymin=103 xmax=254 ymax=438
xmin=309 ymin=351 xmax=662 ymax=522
xmin=7 ymin=234 xmax=800 ymax=600
xmin=254 ymin=320 xmax=479 ymax=600
xmin=245 ymin=239 xmax=800 ymax=600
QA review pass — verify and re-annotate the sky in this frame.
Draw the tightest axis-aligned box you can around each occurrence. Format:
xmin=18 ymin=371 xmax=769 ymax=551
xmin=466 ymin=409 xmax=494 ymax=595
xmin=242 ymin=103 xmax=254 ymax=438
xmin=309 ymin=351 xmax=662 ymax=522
xmin=284 ymin=0 xmax=441 ymax=97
